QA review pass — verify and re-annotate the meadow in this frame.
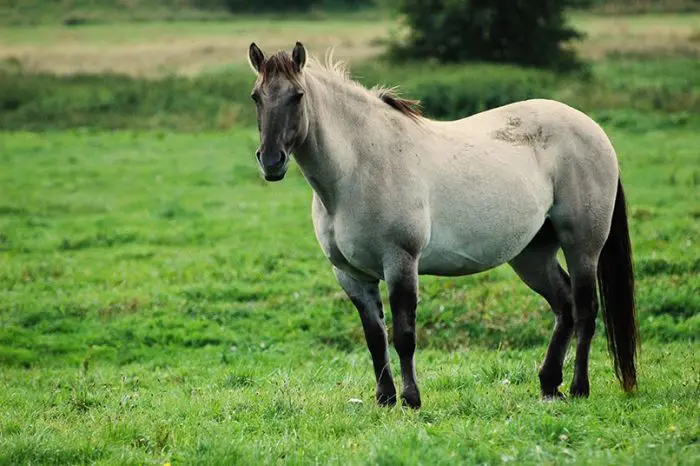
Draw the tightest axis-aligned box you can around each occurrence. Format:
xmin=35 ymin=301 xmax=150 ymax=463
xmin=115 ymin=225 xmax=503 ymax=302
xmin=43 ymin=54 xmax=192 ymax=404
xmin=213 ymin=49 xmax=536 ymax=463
xmin=1 ymin=12 xmax=699 ymax=76
xmin=1 ymin=6 xmax=699 ymax=466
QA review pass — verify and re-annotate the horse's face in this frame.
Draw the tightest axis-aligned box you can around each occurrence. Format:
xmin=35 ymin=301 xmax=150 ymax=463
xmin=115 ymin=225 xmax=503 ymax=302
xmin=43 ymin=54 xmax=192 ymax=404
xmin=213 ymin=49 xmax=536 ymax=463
xmin=248 ymin=42 xmax=309 ymax=182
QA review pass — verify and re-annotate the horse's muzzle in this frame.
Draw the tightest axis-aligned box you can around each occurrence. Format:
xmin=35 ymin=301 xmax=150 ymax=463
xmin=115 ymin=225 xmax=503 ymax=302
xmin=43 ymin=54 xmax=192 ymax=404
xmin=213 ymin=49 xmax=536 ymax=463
xmin=264 ymin=172 xmax=286 ymax=182
xmin=257 ymin=149 xmax=288 ymax=182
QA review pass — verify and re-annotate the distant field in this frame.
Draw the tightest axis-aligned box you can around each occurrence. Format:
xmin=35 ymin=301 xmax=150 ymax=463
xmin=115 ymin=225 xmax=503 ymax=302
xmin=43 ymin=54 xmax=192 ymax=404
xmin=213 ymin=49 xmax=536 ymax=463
xmin=1 ymin=13 xmax=699 ymax=75
xmin=0 ymin=123 xmax=698 ymax=464
xmin=0 ymin=16 xmax=391 ymax=76
xmin=573 ymin=12 xmax=700 ymax=59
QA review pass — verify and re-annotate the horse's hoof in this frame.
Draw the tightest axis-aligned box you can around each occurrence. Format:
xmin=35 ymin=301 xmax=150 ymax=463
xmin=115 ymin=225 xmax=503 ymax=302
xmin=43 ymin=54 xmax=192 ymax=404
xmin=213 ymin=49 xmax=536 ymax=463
xmin=541 ymin=389 xmax=565 ymax=401
xmin=376 ymin=389 xmax=397 ymax=407
xmin=401 ymin=388 xmax=422 ymax=409
xmin=539 ymin=370 xmax=563 ymax=399
xmin=569 ymin=381 xmax=590 ymax=398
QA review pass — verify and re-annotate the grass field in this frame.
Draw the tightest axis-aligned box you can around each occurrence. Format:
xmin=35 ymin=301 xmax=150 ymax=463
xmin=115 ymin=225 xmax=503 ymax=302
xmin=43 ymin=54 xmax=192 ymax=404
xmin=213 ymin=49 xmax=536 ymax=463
xmin=1 ymin=124 xmax=698 ymax=464
xmin=1 ymin=4 xmax=699 ymax=465
xmin=0 ymin=17 xmax=391 ymax=76
xmin=1 ymin=13 xmax=699 ymax=75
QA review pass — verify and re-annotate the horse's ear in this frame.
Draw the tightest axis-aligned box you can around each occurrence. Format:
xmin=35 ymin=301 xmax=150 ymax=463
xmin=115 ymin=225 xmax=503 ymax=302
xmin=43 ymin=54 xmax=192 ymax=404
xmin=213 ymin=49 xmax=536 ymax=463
xmin=248 ymin=42 xmax=265 ymax=74
xmin=292 ymin=42 xmax=307 ymax=71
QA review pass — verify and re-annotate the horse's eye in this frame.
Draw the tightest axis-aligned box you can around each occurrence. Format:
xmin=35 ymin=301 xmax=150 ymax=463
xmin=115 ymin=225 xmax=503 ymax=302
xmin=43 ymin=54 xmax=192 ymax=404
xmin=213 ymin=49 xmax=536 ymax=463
xmin=290 ymin=91 xmax=304 ymax=103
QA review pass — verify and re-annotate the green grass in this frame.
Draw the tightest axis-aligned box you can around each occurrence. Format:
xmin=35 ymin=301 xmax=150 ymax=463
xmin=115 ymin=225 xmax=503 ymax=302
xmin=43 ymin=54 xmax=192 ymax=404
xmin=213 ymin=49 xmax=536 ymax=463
xmin=3 ymin=56 xmax=700 ymax=132
xmin=0 ymin=123 xmax=698 ymax=464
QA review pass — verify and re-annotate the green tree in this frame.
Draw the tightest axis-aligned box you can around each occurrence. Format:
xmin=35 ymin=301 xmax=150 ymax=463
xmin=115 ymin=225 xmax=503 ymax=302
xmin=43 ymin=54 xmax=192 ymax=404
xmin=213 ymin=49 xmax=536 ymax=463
xmin=389 ymin=0 xmax=587 ymax=71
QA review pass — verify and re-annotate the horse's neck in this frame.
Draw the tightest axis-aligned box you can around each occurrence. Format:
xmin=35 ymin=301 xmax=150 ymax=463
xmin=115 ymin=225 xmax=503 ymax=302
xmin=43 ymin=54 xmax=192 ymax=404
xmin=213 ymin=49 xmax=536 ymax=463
xmin=294 ymin=72 xmax=390 ymax=214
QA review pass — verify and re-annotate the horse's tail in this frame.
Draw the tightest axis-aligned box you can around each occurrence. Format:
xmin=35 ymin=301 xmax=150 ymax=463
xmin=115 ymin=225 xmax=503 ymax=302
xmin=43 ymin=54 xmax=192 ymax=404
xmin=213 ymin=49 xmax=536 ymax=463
xmin=597 ymin=179 xmax=639 ymax=392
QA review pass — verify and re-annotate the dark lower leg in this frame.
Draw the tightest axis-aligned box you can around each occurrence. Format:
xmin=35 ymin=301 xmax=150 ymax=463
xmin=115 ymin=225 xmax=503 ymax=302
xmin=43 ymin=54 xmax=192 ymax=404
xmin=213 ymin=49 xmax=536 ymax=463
xmin=353 ymin=297 xmax=397 ymax=405
xmin=514 ymin=262 xmax=574 ymax=399
xmin=335 ymin=268 xmax=396 ymax=406
xmin=539 ymin=312 xmax=574 ymax=398
xmin=570 ymin=318 xmax=595 ymax=397
xmin=388 ymin=276 xmax=421 ymax=409
xmin=570 ymin=281 xmax=598 ymax=398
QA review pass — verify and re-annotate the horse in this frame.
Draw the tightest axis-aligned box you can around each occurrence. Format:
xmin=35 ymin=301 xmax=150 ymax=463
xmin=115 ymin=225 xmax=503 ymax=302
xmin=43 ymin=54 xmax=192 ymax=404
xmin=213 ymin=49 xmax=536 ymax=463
xmin=246 ymin=42 xmax=639 ymax=408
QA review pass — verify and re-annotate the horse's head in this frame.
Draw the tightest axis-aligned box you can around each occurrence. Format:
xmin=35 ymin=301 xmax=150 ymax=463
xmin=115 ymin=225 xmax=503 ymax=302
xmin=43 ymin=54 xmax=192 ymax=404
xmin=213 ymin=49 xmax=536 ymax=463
xmin=248 ymin=42 xmax=309 ymax=182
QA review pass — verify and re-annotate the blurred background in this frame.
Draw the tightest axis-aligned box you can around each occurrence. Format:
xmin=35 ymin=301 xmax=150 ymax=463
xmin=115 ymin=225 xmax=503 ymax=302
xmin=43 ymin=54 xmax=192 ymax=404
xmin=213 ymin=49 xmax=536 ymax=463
xmin=1 ymin=0 xmax=699 ymax=130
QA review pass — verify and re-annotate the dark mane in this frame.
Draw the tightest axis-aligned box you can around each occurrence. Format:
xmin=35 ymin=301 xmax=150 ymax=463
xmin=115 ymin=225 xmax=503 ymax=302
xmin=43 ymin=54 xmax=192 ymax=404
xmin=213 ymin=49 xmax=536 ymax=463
xmin=374 ymin=88 xmax=423 ymax=120
xmin=258 ymin=51 xmax=423 ymax=120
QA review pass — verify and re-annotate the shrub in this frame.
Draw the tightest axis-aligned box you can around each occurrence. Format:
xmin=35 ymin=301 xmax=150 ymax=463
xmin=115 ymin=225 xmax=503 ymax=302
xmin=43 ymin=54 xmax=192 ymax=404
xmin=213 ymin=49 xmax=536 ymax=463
xmin=389 ymin=0 xmax=587 ymax=71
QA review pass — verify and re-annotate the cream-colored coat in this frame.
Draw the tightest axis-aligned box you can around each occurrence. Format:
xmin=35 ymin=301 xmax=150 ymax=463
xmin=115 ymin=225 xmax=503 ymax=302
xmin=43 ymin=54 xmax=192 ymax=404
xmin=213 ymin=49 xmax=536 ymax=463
xmin=248 ymin=44 xmax=636 ymax=406
xmin=296 ymin=67 xmax=618 ymax=282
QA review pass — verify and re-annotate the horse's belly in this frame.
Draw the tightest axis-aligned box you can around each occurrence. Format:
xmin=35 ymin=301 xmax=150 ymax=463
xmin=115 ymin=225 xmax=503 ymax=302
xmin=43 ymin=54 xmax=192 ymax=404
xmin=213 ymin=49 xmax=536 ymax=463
xmin=419 ymin=218 xmax=543 ymax=276
xmin=418 ymin=247 xmax=493 ymax=276
xmin=417 ymin=152 xmax=552 ymax=277
xmin=418 ymin=194 xmax=547 ymax=276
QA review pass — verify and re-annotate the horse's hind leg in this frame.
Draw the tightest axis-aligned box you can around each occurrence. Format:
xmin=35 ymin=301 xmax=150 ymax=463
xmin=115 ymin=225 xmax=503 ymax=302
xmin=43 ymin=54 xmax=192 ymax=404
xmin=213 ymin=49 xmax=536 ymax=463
xmin=334 ymin=267 xmax=397 ymax=406
xmin=559 ymin=250 xmax=600 ymax=398
xmin=550 ymin=204 xmax=611 ymax=398
xmin=509 ymin=220 xmax=574 ymax=398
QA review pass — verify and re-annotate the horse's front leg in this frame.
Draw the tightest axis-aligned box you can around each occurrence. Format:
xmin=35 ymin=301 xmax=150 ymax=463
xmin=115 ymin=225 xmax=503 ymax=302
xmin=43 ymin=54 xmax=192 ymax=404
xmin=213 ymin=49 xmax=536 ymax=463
xmin=385 ymin=252 xmax=421 ymax=409
xmin=334 ymin=267 xmax=397 ymax=406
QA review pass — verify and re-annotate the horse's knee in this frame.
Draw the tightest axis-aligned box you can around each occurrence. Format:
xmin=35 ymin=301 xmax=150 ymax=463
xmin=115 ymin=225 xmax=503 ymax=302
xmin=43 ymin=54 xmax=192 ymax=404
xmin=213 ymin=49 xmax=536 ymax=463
xmin=393 ymin=328 xmax=416 ymax=356
xmin=389 ymin=282 xmax=417 ymax=311
xmin=572 ymin=283 xmax=597 ymax=340
xmin=575 ymin=317 xmax=597 ymax=343
xmin=388 ymin=275 xmax=418 ymax=358
xmin=556 ymin=308 xmax=574 ymax=329
xmin=572 ymin=279 xmax=598 ymax=315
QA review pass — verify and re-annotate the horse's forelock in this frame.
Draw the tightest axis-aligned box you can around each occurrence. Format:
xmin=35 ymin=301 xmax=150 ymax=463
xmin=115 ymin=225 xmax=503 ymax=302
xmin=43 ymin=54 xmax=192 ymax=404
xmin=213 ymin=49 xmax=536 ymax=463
xmin=260 ymin=52 xmax=300 ymax=85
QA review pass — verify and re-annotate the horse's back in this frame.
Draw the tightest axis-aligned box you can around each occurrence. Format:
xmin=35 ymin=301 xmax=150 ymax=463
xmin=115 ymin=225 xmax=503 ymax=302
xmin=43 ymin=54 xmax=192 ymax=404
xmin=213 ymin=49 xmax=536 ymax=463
xmin=429 ymin=98 xmax=619 ymax=195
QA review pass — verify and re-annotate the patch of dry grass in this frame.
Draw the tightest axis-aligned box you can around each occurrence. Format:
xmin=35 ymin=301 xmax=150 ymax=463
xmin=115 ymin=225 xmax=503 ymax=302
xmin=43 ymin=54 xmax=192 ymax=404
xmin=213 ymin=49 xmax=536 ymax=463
xmin=588 ymin=0 xmax=700 ymax=15
xmin=571 ymin=13 xmax=700 ymax=60
xmin=0 ymin=19 xmax=392 ymax=76
xmin=0 ymin=13 xmax=698 ymax=76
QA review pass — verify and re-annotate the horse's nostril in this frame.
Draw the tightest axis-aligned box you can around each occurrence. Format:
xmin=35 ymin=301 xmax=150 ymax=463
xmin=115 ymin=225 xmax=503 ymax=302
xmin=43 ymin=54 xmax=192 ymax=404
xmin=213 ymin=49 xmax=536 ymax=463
xmin=270 ymin=152 xmax=286 ymax=168
xmin=258 ymin=149 xmax=287 ymax=171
